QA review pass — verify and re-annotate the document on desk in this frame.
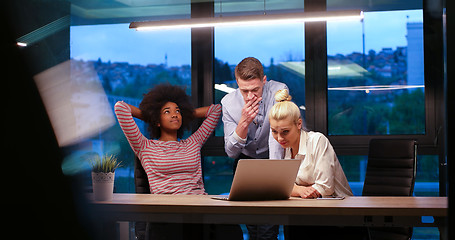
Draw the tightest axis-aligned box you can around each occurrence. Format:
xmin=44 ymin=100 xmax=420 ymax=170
xmin=316 ymin=196 xmax=345 ymax=200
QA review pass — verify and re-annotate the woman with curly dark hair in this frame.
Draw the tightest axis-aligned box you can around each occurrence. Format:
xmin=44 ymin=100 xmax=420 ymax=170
xmin=138 ymin=84 xmax=196 ymax=140
xmin=114 ymin=84 xmax=220 ymax=195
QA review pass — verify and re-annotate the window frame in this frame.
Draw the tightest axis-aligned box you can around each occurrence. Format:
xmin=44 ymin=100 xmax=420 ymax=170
xmin=191 ymin=0 xmax=446 ymax=195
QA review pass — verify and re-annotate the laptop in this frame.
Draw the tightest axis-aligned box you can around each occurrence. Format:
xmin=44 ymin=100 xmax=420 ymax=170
xmin=212 ymin=159 xmax=301 ymax=201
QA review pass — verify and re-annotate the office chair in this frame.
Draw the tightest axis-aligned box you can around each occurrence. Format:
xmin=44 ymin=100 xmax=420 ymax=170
xmin=362 ymin=139 xmax=417 ymax=240
xmin=134 ymin=156 xmax=150 ymax=240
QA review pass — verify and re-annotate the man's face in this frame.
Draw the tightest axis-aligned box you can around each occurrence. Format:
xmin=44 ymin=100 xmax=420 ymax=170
xmin=237 ymin=75 xmax=267 ymax=103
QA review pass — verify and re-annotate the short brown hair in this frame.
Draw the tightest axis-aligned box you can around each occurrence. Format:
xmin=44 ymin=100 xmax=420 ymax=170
xmin=235 ymin=57 xmax=264 ymax=81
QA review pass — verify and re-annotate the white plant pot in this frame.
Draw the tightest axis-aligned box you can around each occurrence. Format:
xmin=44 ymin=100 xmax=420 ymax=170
xmin=92 ymin=172 xmax=115 ymax=201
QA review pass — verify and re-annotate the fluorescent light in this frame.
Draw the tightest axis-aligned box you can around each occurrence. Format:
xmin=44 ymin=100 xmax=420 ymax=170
xmin=328 ymin=85 xmax=425 ymax=91
xmin=130 ymin=10 xmax=363 ymax=31
xmin=17 ymin=42 xmax=27 ymax=47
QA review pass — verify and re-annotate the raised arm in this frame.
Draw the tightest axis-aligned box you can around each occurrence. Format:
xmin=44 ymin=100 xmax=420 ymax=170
xmin=187 ymin=104 xmax=222 ymax=145
xmin=114 ymin=101 xmax=148 ymax=155
xmin=125 ymin=103 xmax=144 ymax=120
xmin=193 ymin=106 xmax=210 ymax=119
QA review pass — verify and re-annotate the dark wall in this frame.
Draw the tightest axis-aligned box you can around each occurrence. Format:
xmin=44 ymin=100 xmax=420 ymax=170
xmin=5 ymin=0 xmax=70 ymax=75
xmin=4 ymin=1 xmax=93 ymax=239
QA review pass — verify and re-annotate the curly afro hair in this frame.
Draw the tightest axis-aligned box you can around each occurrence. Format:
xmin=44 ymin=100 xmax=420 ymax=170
xmin=139 ymin=84 xmax=195 ymax=139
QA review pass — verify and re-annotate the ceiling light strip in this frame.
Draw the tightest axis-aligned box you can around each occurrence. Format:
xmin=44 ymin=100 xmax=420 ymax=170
xmin=328 ymin=85 xmax=425 ymax=91
xmin=130 ymin=10 xmax=363 ymax=31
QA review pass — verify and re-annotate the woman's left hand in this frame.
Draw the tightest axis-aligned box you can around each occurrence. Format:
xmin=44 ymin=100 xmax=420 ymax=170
xmin=291 ymin=185 xmax=322 ymax=199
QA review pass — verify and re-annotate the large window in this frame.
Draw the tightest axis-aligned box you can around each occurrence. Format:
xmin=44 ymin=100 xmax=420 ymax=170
xmin=68 ymin=5 xmax=442 ymax=239
xmin=327 ymin=10 xmax=424 ymax=135
xmin=67 ymin=24 xmax=191 ymax=193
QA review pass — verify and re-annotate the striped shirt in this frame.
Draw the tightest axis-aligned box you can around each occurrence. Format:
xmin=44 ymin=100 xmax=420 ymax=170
xmin=114 ymin=101 xmax=221 ymax=195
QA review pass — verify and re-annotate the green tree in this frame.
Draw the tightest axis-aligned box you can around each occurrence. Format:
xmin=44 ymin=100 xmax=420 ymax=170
xmin=388 ymin=89 xmax=425 ymax=134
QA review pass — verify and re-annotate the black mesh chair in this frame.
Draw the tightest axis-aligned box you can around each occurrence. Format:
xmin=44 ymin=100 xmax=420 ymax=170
xmin=362 ymin=139 xmax=417 ymax=240
xmin=135 ymin=156 xmax=150 ymax=194
xmin=134 ymin=156 xmax=150 ymax=240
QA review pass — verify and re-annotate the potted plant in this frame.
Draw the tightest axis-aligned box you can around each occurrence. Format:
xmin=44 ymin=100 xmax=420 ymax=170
xmin=89 ymin=154 xmax=121 ymax=201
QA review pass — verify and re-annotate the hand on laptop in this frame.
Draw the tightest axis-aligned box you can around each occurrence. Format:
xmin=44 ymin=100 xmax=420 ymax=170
xmin=291 ymin=184 xmax=321 ymax=199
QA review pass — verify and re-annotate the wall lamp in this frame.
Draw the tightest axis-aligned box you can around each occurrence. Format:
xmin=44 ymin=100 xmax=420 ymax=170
xmin=130 ymin=10 xmax=363 ymax=31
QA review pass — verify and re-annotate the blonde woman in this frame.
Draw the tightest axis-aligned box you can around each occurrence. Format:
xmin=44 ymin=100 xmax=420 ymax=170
xmin=269 ymin=89 xmax=353 ymax=199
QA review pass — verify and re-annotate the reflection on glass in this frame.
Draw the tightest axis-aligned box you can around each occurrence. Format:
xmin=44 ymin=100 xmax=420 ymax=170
xmin=327 ymin=10 xmax=425 ymax=135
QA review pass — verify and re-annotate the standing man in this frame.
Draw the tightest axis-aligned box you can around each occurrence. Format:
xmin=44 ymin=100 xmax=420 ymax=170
xmin=221 ymin=57 xmax=288 ymax=240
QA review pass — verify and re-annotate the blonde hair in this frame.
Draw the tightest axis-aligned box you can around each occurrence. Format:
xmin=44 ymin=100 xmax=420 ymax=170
xmin=269 ymin=89 xmax=301 ymax=124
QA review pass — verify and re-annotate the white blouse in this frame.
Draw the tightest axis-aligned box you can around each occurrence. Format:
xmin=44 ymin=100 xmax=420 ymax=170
xmin=283 ymin=129 xmax=353 ymax=197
